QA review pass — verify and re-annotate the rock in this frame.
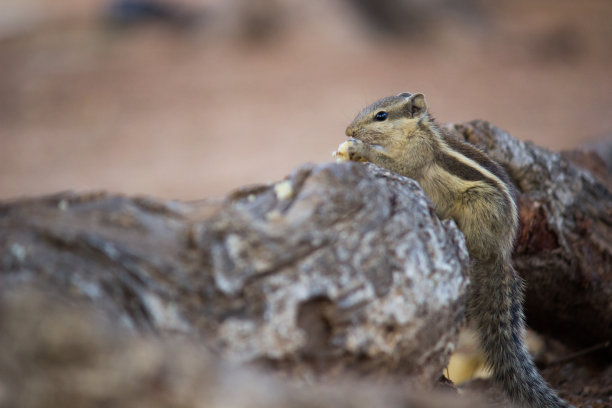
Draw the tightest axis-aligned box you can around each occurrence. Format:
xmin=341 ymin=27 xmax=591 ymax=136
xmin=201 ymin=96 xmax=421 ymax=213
xmin=0 ymin=288 xmax=484 ymax=408
xmin=0 ymin=162 xmax=470 ymax=386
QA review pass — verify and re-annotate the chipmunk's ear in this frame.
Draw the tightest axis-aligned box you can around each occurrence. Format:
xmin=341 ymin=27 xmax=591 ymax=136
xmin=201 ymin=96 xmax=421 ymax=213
xmin=399 ymin=92 xmax=427 ymax=118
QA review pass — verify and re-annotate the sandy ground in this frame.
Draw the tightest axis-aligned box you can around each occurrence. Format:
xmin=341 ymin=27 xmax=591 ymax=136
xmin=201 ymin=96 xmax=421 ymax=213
xmin=1 ymin=0 xmax=611 ymax=200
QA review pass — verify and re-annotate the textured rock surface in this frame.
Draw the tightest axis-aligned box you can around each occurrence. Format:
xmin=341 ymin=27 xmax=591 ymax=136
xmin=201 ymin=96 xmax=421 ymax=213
xmin=0 ymin=162 xmax=470 ymax=386
xmin=446 ymin=121 xmax=612 ymax=352
xmin=195 ymin=163 xmax=469 ymax=383
xmin=0 ymin=289 xmax=486 ymax=408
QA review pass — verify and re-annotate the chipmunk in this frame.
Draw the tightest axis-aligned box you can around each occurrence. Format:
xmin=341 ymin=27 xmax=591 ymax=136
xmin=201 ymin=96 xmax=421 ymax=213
xmin=338 ymin=93 xmax=572 ymax=408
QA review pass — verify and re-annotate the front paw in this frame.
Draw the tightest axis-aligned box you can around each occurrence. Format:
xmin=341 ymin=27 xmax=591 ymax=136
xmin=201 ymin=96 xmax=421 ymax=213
xmin=334 ymin=139 xmax=367 ymax=163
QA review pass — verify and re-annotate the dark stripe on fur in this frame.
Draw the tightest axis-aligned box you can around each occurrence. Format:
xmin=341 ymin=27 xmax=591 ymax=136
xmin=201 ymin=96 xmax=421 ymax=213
xmin=442 ymin=134 xmax=512 ymax=185
xmin=436 ymin=150 xmax=499 ymax=189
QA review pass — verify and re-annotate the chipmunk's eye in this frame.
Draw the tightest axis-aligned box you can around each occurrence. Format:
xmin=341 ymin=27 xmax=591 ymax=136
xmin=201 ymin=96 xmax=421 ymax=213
xmin=374 ymin=111 xmax=388 ymax=121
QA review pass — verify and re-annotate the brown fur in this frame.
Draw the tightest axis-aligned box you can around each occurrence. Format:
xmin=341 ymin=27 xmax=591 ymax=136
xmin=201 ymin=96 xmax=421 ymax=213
xmin=344 ymin=93 xmax=572 ymax=408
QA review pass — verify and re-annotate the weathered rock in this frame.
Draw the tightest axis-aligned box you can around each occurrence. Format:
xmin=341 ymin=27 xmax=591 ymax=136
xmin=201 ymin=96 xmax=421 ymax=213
xmin=194 ymin=164 xmax=470 ymax=383
xmin=0 ymin=162 xmax=470 ymax=386
xmin=0 ymin=288 xmax=487 ymax=408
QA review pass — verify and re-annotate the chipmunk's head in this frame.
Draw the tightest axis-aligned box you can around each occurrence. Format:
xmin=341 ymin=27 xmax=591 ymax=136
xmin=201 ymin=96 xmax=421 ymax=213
xmin=345 ymin=92 xmax=429 ymax=148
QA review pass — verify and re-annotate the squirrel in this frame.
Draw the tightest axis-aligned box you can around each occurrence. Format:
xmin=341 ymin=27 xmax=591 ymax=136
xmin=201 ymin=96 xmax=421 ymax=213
xmin=338 ymin=92 xmax=572 ymax=408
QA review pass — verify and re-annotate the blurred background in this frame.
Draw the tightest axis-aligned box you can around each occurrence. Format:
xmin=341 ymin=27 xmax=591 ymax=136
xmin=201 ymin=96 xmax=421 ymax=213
xmin=1 ymin=0 xmax=611 ymax=200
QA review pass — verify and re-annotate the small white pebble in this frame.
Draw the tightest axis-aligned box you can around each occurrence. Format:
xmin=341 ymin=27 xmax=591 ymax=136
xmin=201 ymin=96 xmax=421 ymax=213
xmin=58 ymin=199 xmax=69 ymax=211
xmin=10 ymin=243 xmax=26 ymax=262
xmin=274 ymin=180 xmax=293 ymax=201
xmin=266 ymin=209 xmax=283 ymax=221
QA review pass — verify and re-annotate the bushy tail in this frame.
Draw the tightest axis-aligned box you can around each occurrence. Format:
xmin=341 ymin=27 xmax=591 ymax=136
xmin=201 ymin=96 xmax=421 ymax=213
xmin=469 ymin=259 xmax=572 ymax=408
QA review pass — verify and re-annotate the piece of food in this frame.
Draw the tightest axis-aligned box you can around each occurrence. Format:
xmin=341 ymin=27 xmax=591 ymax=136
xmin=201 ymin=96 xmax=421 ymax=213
xmin=333 ymin=140 xmax=352 ymax=163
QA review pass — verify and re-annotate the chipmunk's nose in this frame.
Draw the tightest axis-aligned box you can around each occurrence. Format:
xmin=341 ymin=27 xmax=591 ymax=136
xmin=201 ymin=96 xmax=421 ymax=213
xmin=345 ymin=126 xmax=354 ymax=137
